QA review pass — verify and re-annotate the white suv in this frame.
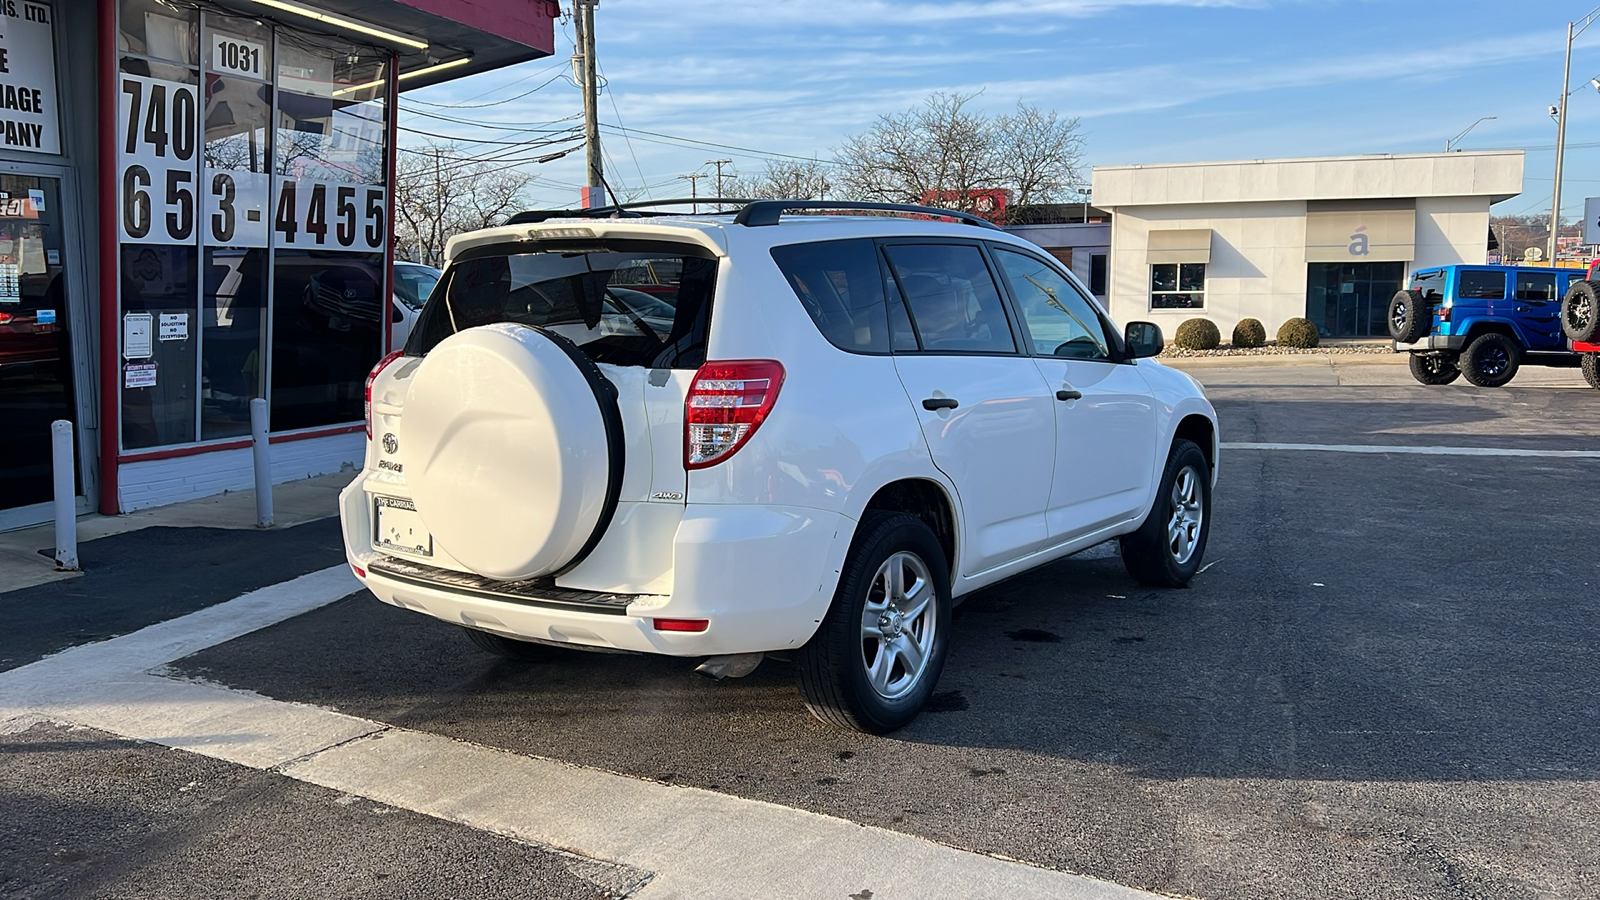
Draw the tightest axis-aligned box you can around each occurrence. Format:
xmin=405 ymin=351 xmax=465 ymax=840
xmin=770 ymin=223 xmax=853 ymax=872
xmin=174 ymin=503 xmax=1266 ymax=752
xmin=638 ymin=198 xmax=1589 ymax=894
xmin=340 ymin=200 xmax=1218 ymax=733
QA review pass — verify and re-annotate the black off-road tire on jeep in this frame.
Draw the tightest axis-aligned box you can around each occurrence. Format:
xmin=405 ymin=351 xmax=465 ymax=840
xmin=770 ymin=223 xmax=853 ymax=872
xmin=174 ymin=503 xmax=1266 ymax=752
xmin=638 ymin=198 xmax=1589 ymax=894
xmin=1408 ymin=353 xmax=1461 ymax=386
xmin=1458 ymin=332 xmax=1522 ymax=388
xmin=1120 ymin=439 xmax=1212 ymax=588
xmin=1562 ymin=280 xmax=1600 ymax=343
xmin=1583 ymin=353 xmax=1600 ymax=391
xmin=463 ymin=627 xmax=552 ymax=661
xmin=1388 ymin=289 xmax=1431 ymax=342
xmin=797 ymin=512 xmax=952 ymax=734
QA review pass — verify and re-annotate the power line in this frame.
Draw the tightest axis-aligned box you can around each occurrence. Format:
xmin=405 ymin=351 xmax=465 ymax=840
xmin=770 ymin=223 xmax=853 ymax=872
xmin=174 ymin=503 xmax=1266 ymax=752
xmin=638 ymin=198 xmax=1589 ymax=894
xmin=598 ymin=123 xmax=836 ymax=166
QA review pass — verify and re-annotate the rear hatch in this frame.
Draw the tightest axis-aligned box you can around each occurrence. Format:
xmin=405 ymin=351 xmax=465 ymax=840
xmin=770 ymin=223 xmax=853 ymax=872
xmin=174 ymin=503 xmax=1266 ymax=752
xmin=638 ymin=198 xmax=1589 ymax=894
xmin=364 ymin=234 xmax=720 ymax=593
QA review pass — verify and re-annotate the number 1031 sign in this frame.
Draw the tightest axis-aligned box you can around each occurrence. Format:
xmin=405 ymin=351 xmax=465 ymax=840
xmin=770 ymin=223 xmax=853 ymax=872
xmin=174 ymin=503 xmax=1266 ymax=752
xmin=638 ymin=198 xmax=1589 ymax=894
xmin=118 ymin=73 xmax=386 ymax=252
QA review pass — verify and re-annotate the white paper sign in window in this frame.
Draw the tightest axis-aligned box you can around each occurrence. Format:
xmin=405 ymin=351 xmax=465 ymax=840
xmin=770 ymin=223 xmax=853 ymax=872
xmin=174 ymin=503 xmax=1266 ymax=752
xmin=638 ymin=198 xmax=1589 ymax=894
xmin=117 ymin=74 xmax=201 ymax=245
xmin=211 ymin=33 xmax=264 ymax=79
xmin=271 ymin=177 xmax=386 ymax=251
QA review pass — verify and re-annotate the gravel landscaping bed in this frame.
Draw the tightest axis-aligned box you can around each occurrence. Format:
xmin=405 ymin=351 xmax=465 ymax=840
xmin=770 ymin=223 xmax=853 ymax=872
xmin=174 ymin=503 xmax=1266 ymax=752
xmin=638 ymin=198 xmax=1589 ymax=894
xmin=1160 ymin=342 xmax=1393 ymax=359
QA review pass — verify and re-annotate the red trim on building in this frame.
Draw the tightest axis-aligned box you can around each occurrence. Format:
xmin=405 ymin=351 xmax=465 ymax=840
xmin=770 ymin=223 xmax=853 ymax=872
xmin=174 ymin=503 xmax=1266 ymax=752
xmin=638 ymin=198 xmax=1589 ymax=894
xmin=384 ymin=50 xmax=399 ymax=355
xmin=391 ymin=0 xmax=556 ymax=53
xmin=97 ymin=0 xmax=120 ymax=515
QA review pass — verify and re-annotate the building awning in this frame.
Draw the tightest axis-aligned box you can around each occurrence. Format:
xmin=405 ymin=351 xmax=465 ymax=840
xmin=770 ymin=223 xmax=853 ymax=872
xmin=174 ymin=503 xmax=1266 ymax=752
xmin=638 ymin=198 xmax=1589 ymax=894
xmin=1147 ymin=229 xmax=1211 ymax=264
xmin=1306 ymin=209 xmax=1416 ymax=263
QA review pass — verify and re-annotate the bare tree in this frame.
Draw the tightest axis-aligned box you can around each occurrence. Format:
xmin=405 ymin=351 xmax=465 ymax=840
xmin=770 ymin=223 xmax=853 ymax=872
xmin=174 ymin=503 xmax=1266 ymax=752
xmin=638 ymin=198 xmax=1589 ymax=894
xmin=832 ymin=92 xmax=1084 ymax=219
xmin=996 ymin=102 xmax=1085 ymax=208
xmin=730 ymin=158 xmax=834 ymax=200
xmin=393 ymin=142 xmax=535 ymax=266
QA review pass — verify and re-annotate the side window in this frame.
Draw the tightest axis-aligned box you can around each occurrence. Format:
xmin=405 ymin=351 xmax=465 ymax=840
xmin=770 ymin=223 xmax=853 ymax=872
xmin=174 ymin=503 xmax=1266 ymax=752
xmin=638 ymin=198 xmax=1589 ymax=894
xmin=769 ymin=239 xmax=888 ymax=353
xmin=1514 ymin=271 xmax=1557 ymax=302
xmin=991 ymin=247 xmax=1110 ymax=361
xmin=1151 ymin=262 xmax=1205 ymax=309
xmin=882 ymin=244 xmax=1016 ymax=353
xmin=1457 ymin=270 xmax=1506 ymax=301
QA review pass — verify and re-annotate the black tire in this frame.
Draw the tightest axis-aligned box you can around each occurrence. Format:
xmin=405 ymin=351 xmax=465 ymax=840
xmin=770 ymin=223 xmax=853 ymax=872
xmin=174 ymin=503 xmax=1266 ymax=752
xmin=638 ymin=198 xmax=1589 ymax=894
xmin=797 ymin=513 xmax=952 ymax=734
xmin=1583 ymin=353 xmax=1600 ymax=391
xmin=1562 ymin=280 xmax=1600 ymax=343
xmin=1388 ymin=289 xmax=1431 ymax=342
xmin=1408 ymin=353 xmax=1461 ymax=386
xmin=1458 ymin=332 xmax=1522 ymax=388
xmin=463 ymin=627 xmax=551 ymax=661
xmin=1120 ymin=439 xmax=1212 ymax=588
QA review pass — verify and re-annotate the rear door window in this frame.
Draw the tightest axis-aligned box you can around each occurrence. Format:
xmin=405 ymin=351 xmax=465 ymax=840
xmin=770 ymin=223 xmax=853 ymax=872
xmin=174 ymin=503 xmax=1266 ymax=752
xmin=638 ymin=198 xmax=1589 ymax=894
xmin=770 ymin=239 xmax=890 ymax=353
xmin=408 ymin=244 xmax=717 ymax=369
xmin=1514 ymin=271 xmax=1557 ymax=302
xmin=1456 ymin=270 xmax=1507 ymax=301
xmin=882 ymin=243 xmax=1016 ymax=354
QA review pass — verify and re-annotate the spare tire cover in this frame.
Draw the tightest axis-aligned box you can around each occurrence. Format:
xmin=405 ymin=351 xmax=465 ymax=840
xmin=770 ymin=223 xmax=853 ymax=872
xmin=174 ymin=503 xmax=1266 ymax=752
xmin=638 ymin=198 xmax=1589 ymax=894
xmin=401 ymin=323 xmax=619 ymax=580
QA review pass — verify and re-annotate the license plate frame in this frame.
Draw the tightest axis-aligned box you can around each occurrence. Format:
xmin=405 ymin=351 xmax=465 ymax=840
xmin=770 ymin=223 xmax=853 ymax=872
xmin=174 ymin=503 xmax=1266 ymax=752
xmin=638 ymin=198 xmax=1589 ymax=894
xmin=373 ymin=496 xmax=433 ymax=557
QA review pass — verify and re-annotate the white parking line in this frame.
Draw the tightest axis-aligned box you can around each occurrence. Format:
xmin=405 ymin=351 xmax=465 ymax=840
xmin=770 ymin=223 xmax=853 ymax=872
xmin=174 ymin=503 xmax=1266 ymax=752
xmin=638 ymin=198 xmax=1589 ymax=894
xmin=1221 ymin=441 xmax=1600 ymax=458
xmin=0 ymin=566 xmax=1162 ymax=900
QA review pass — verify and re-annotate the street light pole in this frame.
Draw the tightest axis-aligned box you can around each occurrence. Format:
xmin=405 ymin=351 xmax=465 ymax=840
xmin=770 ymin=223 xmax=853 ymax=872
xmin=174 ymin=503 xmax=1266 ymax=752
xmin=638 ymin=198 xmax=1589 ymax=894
xmin=1444 ymin=116 xmax=1496 ymax=152
xmin=1550 ymin=7 xmax=1600 ymax=263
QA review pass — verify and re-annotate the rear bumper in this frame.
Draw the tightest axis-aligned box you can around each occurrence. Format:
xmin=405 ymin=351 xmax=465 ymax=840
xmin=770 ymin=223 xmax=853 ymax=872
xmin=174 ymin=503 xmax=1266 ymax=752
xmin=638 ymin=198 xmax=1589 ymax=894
xmin=339 ymin=475 xmax=849 ymax=656
xmin=1395 ymin=335 xmax=1466 ymax=352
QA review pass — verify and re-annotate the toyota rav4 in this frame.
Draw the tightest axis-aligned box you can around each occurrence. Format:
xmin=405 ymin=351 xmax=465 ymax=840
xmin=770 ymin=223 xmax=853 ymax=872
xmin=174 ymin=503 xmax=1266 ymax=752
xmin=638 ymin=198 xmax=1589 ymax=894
xmin=339 ymin=200 xmax=1219 ymax=733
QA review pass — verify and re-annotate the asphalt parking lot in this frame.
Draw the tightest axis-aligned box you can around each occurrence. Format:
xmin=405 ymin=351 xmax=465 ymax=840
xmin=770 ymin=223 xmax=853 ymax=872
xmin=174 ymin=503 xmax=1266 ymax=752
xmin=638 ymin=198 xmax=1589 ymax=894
xmin=152 ymin=357 xmax=1600 ymax=900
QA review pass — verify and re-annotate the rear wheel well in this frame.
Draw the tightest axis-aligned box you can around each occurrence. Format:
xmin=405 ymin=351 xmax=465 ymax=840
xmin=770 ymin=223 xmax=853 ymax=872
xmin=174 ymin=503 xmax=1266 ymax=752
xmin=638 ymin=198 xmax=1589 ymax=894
xmin=1462 ymin=321 xmax=1519 ymax=344
xmin=861 ymin=479 xmax=957 ymax=577
xmin=1174 ymin=415 xmax=1215 ymax=472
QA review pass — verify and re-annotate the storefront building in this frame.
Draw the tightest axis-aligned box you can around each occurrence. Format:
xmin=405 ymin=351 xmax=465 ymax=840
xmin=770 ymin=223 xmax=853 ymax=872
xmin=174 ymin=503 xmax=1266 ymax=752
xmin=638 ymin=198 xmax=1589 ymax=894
xmin=1091 ymin=152 xmax=1525 ymax=342
xmin=0 ymin=0 xmax=555 ymax=529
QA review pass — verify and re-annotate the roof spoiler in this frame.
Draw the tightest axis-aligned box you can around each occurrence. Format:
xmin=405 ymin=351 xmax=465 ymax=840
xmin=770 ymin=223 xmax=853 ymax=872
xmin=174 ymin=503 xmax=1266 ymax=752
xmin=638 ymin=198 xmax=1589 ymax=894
xmin=507 ymin=198 xmax=753 ymax=224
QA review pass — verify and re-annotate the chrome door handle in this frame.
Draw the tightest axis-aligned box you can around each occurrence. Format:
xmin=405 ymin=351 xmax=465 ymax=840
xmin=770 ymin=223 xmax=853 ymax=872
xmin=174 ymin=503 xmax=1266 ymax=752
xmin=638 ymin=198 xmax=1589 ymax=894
xmin=1056 ymin=389 xmax=1083 ymax=401
xmin=922 ymin=397 xmax=959 ymax=411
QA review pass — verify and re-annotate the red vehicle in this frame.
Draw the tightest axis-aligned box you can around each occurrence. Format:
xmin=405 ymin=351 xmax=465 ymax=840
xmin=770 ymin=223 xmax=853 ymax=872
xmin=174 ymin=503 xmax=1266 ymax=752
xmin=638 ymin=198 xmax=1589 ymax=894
xmin=1562 ymin=263 xmax=1600 ymax=390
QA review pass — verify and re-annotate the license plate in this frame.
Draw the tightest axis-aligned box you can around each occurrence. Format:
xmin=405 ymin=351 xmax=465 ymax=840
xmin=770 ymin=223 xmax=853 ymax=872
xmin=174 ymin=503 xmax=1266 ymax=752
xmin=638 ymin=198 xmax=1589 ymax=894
xmin=374 ymin=496 xmax=432 ymax=557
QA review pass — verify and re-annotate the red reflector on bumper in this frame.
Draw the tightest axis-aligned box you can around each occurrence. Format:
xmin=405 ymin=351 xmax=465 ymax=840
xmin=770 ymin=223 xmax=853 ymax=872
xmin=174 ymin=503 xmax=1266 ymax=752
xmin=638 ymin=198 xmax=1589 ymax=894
xmin=653 ymin=618 xmax=709 ymax=633
xmin=352 ymin=564 xmax=366 ymax=578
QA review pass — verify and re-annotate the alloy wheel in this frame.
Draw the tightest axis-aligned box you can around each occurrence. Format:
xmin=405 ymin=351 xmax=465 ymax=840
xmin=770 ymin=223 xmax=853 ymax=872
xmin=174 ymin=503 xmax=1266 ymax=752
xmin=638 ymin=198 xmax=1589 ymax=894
xmin=1166 ymin=465 xmax=1204 ymax=565
xmin=859 ymin=551 xmax=938 ymax=700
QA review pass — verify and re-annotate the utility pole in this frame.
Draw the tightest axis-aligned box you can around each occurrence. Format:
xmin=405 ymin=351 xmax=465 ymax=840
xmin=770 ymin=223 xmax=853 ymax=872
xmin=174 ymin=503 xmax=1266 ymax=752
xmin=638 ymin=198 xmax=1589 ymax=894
xmin=678 ymin=172 xmax=706 ymax=213
xmin=1550 ymin=7 xmax=1600 ymax=264
xmin=708 ymin=159 xmax=731 ymax=209
xmin=573 ymin=0 xmax=602 ymax=208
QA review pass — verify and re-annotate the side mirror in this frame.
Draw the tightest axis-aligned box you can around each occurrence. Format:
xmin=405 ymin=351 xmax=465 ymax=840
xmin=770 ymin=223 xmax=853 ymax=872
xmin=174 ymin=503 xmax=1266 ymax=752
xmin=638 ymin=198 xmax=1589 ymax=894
xmin=1124 ymin=321 xmax=1164 ymax=359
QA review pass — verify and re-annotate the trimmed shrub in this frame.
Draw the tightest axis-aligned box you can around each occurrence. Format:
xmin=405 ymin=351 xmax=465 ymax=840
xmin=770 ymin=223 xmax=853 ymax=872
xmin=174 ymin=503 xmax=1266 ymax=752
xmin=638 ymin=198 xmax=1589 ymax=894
xmin=1231 ymin=318 xmax=1267 ymax=348
xmin=1277 ymin=317 xmax=1321 ymax=348
xmin=1172 ymin=317 xmax=1221 ymax=351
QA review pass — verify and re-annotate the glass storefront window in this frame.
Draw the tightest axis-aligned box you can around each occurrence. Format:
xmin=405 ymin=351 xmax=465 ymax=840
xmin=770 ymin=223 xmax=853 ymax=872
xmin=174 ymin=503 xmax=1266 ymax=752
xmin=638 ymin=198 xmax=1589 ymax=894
xmin=270 ymin=249 xmax=383 ymax=431
xmin=120 ymin=244 xmax=198 ymax=448
xmin=118 ymin=0 xmax=393 ymax=449
xmin=117 ymin=0 xmax=199 ymax=66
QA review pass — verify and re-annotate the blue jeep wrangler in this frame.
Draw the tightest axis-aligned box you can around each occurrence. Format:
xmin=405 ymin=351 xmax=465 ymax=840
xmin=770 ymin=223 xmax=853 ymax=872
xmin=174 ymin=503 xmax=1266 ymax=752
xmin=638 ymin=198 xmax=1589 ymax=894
xmin=1388 ymin=265 xmax=1581 ymax=387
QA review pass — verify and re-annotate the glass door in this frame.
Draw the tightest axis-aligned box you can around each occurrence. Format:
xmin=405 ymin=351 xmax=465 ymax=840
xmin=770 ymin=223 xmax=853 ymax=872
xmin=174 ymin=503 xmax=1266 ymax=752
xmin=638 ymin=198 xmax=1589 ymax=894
xmin=0 ymin=175 xmax=75 ymax=513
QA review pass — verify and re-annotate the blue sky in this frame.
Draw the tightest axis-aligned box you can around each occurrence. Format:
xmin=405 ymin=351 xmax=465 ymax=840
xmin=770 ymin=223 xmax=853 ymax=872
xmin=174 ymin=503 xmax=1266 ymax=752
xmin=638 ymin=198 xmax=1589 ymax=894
xmin=403 ymin=0 xmax=1600 ymax=219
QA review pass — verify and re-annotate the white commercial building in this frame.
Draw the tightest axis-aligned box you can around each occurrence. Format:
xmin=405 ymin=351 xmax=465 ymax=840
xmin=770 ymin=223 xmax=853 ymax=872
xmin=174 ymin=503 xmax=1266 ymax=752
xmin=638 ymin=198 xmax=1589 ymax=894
xmin=1090 ymin=151 xmax=1524 ymax=339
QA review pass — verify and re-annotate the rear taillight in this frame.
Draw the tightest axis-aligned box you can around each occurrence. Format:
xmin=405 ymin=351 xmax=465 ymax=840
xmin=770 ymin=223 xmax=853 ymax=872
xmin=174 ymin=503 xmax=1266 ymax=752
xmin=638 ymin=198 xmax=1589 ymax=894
xmin=684 ymin=359 xmax=785 ymax=470
xmin=365 ymin=350 xmax=404 ymax=438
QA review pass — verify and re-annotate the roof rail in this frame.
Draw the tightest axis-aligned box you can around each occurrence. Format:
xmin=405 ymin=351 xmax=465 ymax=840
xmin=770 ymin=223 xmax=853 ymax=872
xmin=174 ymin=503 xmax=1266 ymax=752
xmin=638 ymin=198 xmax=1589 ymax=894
xmin=506 ymin=198 xmax=753 ymax=225
xmin=732 ymin=200 xmax=1001 ymax=230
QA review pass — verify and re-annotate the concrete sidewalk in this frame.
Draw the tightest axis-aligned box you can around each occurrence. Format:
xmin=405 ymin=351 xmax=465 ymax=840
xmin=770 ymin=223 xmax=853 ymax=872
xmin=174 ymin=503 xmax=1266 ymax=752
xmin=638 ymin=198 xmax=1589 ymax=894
xmin=0 ymin=472 xmax=350 ymax=593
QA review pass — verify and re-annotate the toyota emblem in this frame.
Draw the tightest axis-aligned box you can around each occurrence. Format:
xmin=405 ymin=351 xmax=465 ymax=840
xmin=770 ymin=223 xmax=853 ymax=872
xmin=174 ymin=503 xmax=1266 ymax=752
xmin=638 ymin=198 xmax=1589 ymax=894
xmin=381 ymin=432 xmax=398 ymax=454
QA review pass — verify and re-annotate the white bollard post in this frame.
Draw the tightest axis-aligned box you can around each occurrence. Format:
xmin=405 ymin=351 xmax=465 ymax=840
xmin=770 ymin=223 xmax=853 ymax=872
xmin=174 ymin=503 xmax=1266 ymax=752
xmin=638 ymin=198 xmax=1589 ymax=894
xmin=51 ymin=419 xmax=78 ymax=571
xmin=249 ymin=397 xmax=273 ymax=528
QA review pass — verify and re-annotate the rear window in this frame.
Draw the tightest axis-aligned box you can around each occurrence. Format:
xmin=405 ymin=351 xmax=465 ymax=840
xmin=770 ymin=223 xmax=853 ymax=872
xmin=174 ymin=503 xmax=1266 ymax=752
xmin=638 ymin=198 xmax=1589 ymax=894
xmin=1410 ymin=269 xmax=1445 ymax=303
xmin=408 ymin=244 xmax=717 ymax=369
xmin=770 ymin=239 xmax=891 ymax=353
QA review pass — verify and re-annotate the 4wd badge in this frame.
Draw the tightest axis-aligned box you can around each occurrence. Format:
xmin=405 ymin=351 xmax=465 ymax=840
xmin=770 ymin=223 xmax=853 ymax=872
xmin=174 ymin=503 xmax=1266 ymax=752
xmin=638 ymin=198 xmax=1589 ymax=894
xmin=382 ymin=432 xmax=399 ymax=454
